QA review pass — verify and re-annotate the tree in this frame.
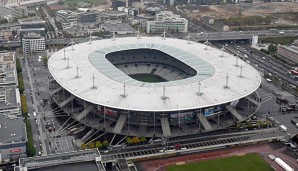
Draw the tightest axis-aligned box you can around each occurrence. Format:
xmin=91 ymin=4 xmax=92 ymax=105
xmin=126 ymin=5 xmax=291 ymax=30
xmin=18 ymin=73 xmax=24 ymax=94
xmin=28 ymin=13 xmax=36 ymax=17
xmin=57 ymin=0 xmax=64 ymax=5
xmin=42 ymin=56 xmax=48 ymax=66
xmin=140 ymin=137 xmax=147 ymax=143
xmin=21 ymin=95 xmax=28 ymax=117
xmin=126 ymin=137 xmax=133 ymax=145
xmin=95 ymin=141 xmax=102 ymax=149
xmin=268 ymin=44 xmax=277 ymax=53
xmin=81 ymin=143 xmax=87 ymax=150
xmin=0 ymin=19 xmax=8 ymax=25
xmin=16 ymin=58 xmax=22 ymax=74
xmin=102 ymin=140 xmax=109 ymax=149
xmin=26 ymin=120 xmax=36 ymax=157
xmin=87 ymin=142 xmax=94 ymax=149
xmin=132 ymin=137 xmax=140 ymax=144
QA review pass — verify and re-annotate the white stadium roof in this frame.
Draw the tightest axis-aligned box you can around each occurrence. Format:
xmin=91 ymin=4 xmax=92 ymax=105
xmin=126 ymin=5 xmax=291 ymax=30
xmin=48 ymin=37 xmax=261 ymax=112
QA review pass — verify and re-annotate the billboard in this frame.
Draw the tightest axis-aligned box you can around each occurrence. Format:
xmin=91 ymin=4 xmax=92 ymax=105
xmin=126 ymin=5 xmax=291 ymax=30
xmin=170 ymin=112 xmax=195 ymax=122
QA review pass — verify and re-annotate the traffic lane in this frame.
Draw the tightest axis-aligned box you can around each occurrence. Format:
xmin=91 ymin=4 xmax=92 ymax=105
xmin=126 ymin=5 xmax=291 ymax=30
xmin=247 ymin=47 xmax=292 ymax=71
xmin=229 ymin=45 xmax=290 ymax=73
xmin=228 ymin=46 xmax=297 ymax=86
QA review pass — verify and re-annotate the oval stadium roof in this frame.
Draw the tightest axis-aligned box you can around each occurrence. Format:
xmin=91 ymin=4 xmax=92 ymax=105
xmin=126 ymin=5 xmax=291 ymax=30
xmin=48 ymin=37 xmax=261 ymax=112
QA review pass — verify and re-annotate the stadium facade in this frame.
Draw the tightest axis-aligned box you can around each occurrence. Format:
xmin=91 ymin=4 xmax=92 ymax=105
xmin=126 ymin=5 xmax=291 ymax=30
xmin=48 ymin=36 xmax=261 ymax=138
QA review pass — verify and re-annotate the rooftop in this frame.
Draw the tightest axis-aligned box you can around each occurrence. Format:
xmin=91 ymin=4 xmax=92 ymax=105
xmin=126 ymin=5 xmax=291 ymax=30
xmin=23 ymin=32 xmax=43 ymax=39
xmin=0 ymin=67 xmax=17 ymax=86
xmin=19 ymin=149 xmax=101 ymax=169
xmin=0 ymin=112 xmax=26 ymax=145
xmin=48 ymin=37 xmax=261 ymax=112
xmin=31 ymin=161 xmax=98 ymax=171
xmin=0 ymin=86 xmax=18 ymax=109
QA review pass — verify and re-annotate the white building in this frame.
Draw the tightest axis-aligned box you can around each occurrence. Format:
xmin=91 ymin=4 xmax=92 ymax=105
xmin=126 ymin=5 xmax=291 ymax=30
xmin=22 ymin=33 xmax=45 ymax=54
xmin=146 ymin=11 xmax=188 ymax=34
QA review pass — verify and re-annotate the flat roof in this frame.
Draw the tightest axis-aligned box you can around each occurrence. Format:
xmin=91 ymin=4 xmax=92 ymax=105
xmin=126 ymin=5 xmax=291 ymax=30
xmin=0 ymin=114 xmax=26 ymax=144
xmin=48 ymin=37 xmax=261 ymax=112
xmin=0 ymin=86 xmax=18 ymax=109
xmin=31 ymin=161 xmax=98 ymax=171
xmin=19 ymin=149 xmax=100 ymax=168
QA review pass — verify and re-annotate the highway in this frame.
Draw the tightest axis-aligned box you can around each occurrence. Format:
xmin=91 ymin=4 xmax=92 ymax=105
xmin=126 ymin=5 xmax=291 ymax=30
xmin=222 ymin=43 xmax=298 ymax=87
xmin=1 ymin=29 xmax=298 ymax=48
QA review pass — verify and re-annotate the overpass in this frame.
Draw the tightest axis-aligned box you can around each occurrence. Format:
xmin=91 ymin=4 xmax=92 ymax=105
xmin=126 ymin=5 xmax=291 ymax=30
xmin=1 ymin=30 xmax=298 ymax=48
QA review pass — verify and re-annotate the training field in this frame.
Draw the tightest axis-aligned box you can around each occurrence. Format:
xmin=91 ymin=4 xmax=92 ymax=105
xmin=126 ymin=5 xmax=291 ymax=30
xmin=166 ymin=153 xmax=274 ymax=171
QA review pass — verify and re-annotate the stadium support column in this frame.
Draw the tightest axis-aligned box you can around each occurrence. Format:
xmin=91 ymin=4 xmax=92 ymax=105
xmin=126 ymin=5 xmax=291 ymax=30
xmin=103 ymin=106 xmax=106 ymax=131
xmin=71 ymin=96 xmax=74 ymax=115
xmin=84 ymin=100 xmax=86 ymax=121
xmin=198 ymin=109 xmax=201 ymax=131
xmin=63 ymin=88 xmax=65 ymax=102
xmin=217 ymin=112 xmax=220 ymax=128
xmin=153 ymin=112 xmax=156 ymax=137
xmin=128 ymin=111 xmax=130 ymax=135
xmin=178 ymin=111 xmax=181 ymax=135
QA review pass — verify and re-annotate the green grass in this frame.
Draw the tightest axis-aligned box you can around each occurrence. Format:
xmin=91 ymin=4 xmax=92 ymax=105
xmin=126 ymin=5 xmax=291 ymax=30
xmin=166 ymin=153 xmax=274 ymax=171
xmin=130 ymin=74 xmax=166 ymax=83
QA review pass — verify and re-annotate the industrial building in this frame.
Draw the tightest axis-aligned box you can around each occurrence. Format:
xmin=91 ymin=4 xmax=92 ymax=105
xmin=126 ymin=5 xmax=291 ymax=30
xmin=277 ymin=45 xmax=298 ymax=63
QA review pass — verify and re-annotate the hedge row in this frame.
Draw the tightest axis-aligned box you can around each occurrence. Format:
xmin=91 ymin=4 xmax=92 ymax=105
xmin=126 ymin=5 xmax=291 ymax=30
xmin=16 ymin=58 xmax=36 ymax=156
xmin=21 ymin=95 xmax=28 ymax=118
xmin=25 ymin=119 xmax=36 ymax=157
xmin=81 ymin=140 xmax=109 ymax=150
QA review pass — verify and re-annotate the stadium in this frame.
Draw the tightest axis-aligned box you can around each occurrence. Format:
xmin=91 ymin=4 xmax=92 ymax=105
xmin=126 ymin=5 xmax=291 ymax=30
xmin=48 ymin=36 xmax=261 ymax=138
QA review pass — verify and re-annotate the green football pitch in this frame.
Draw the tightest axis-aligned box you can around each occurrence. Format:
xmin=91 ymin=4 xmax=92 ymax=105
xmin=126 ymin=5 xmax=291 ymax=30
xmin=166 ymin=153 xmax=274 ymax=171
xmin=130 ymin=74 xmax=166 ymax=83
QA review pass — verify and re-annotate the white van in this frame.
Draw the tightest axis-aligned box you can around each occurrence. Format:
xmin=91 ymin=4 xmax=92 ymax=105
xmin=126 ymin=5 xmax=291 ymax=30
xmin=33 ymin=112 xmax=37 ymax=119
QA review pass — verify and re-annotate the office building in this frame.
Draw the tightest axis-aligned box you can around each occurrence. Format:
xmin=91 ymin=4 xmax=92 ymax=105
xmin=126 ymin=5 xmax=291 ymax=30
xmin=146 ymin=11 xmax=188 ymax=34
xmin=22 ymin=33 xmax=45 ymax=54
xmin=79 ymin=12 xmax=99 ymax=23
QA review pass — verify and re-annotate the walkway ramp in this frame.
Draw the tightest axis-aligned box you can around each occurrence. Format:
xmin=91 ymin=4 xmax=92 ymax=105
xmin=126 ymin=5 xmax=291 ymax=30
xmin=50 ymin=86 xmax=62 ymax=96
xmin=245 ymin=96 xmax=259 ymax=105
xmin=59 ymin=95 xmax=75 ymax=107
xmin=226 ymin=105 xmax=244 ymax=121
xmin=160 ymin=117 xmax=171 ymax=137
xmin=196 ymin=113 xmax=213 ymax=131
xmin=113 ymin=114 xmax=127 ymax=134
xmin=82 ymin=129 xmax=94 ymax=141
xmin=76 ymin=105 xmax=94 ymax=120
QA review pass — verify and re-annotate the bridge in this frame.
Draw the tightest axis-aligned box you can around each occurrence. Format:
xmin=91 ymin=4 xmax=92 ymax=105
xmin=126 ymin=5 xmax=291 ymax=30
xmin=1 ymin=30 xmax=297 ymax=48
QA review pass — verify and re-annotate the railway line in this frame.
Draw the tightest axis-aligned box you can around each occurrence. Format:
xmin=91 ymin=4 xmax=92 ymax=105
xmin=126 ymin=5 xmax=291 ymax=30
xmin=101 ymin=129 xmax=285 ymax=163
